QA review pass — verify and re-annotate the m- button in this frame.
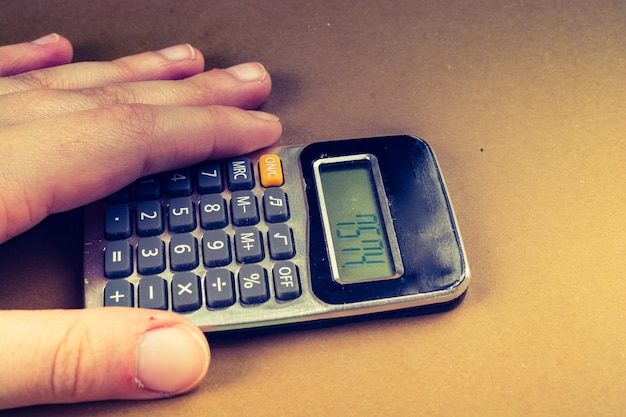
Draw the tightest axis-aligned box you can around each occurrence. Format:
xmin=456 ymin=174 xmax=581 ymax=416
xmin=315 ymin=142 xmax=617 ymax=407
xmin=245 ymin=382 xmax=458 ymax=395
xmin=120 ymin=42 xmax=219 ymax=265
xmin=258 ymin=154 xmax=284 ymax=187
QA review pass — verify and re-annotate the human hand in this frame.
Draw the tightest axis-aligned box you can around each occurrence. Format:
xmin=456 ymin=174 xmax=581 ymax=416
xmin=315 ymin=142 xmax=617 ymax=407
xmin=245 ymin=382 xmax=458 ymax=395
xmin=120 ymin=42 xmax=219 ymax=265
xmin=0 ymin=34 xmax=282 ymax=409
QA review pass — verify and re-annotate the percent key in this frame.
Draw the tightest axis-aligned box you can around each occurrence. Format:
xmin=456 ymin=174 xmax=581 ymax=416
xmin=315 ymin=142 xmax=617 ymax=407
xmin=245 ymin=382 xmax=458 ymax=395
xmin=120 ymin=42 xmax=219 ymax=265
xmin=238 ymin=265 xmax=269 ymax=304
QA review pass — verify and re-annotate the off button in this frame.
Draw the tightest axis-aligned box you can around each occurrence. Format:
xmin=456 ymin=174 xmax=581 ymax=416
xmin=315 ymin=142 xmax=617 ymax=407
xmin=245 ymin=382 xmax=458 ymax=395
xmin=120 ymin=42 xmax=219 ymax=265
xmin=272 ymin=261 xmax=301 ymax=301
xmin=258 ymin=154 xmax=284 ymax=187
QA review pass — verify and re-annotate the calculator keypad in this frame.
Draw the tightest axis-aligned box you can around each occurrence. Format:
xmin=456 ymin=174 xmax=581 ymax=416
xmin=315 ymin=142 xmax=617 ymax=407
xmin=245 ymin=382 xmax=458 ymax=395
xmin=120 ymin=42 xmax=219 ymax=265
xmin=100 ymin=155 xmax=302 ymax=313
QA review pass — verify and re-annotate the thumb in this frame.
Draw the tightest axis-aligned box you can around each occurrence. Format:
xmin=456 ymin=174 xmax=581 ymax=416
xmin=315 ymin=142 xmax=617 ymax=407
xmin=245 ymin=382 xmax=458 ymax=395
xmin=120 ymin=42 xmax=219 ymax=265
xmin=0 ymin=307 xmax=210 ymax=409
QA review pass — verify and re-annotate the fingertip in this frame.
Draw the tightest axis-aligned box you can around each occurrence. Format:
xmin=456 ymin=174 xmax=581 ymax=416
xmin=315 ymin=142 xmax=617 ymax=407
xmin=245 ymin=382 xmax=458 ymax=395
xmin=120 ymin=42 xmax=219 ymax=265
xmin=115 ymin=44 xmax=206 ymax=81
xmin=239 ymin=107 xmax=283 ymax=149
xmin=247 ymin=109 xmax=281 ymax=122
xmin=205 ymin=107 xmax=283 ymax=158
xmin=136 ymin=323 xmax=210 ymax=395
xmin=31 ymin=33 xmax=73 ymax=63
xmin=224 ymin=62 xmax=269 ymax=83
xmin=157 ymin=43 xmax=196 ymax=62
xmin=31 ymin=33 xmax=61 ymax=45
xmin=89 ymin=308 xmax=211 ymax=399
xmin=0 ymin=34 xmax=73 ymax=77
xmin=154 ymin=44 xmax=205 ymax=68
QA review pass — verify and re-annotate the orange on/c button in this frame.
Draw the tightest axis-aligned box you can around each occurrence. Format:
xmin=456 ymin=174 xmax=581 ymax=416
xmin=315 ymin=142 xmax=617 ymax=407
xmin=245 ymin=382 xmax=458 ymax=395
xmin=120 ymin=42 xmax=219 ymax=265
xmin=259 ymin=154 xmax=284 ymax=187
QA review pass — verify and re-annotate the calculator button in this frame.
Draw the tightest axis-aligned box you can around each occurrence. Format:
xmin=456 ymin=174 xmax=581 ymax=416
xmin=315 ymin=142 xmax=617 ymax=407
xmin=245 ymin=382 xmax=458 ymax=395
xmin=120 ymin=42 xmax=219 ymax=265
xmin=104 ymin=240 xmax=133 ymax=278
xmin=263 ymin=188 xmax=290 ymax=223
xmin=135 ymin=175 xmax=161 ymax=201
xmin=105 ymin=204 xmax=131 ymax=240
xmin=105 ymin=186 xmax=131 ymax=204
xmin=231 ymin=190 xmax=260 ymax=226
xmin=136 ymin=200 xmax=164 ymax=237
xmin=268 ymin=224 xmax=295 ymax=260
xmin=199 ymin=194 xmax=228 ymax=229
xmin=137 ymin=237 xmax=166 ymax=275
xmin=205 ymin=269 xmax=235 ymax=308
xmin=238 ymin=265 xmax=269 ymax=304
xmin=166 ymin=168 xmax=193 ymax=197
xmin=172 ymin=272 xmax=202 ymax=312
xmin=272 ymin=261 xmax=301 ymax=301
xmin=227 ymin=157 xmax=254 ymax=190
xmin=104 ymin=280 xmax=134 ymax=307
xmin=168 ymin=197 xmax=196 ymax=233
xmin=138 ymin=276 xmax=168 ymax=310
xmin=197 ymin=160 xmax=224 ymax=194
xmin=169 ymin=234 xmax=199 ymax=271
xmin=235 ymin=227 xmax=264 ymax=263
xmin=258 ymin=154 xmax=284 ymax=187
xmin=202 ymin=230 xmax=232 ymax=267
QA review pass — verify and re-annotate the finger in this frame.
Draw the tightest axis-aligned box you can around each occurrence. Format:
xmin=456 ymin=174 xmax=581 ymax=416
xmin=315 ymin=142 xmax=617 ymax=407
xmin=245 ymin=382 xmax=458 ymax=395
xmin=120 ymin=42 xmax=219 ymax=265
xmin=0 ymin=62 xmax=272 ymax=127
xmin=0 ymin=105 xmax=281 ymax=242
xmin=0 ymin=33 xmax=73 ymax=77
xmin=0 ymin=308 xmax=210 ymax=409
xmin=0 ymin=43 xmax=205 ymax=95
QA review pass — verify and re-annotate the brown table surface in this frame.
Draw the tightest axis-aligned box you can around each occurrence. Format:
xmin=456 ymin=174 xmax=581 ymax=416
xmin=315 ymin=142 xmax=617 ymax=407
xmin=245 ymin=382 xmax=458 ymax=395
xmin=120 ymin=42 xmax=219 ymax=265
xmin=1 ymin=1 xmax=625 ymax=416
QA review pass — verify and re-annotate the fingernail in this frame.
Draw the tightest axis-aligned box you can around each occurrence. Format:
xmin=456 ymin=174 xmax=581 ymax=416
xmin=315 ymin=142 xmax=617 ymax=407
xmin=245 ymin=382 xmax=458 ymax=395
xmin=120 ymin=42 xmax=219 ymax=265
xmin=136 ymin=325 xmax=210 ymax=395
xmin=32 ymin=33 xmax=60 ymax=45
xmin=247 ymin=110 xmax=280 ymax=122
xmin=157 ymin=44 xmax=196 ymax=61
xmin=225 ymin=62 xmax=268 ymax=83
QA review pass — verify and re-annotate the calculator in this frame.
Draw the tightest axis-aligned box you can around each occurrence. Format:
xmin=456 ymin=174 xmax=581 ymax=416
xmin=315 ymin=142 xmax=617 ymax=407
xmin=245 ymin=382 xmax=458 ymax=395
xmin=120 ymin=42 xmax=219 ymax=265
xmin=83 ymin=135 xmax=470 ymax=332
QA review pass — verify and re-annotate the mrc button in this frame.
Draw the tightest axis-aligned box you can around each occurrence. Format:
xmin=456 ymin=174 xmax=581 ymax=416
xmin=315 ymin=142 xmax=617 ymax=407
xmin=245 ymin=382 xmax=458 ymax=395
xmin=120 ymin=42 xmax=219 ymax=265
xmin=227 ymin=157 xmax=255 ymax=190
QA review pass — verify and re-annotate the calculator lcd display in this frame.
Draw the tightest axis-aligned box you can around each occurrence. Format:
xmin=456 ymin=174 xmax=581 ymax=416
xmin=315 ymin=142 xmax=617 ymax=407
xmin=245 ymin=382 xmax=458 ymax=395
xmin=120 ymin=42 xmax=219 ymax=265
xmin=313 ymin=154 xmax=403 ymax=284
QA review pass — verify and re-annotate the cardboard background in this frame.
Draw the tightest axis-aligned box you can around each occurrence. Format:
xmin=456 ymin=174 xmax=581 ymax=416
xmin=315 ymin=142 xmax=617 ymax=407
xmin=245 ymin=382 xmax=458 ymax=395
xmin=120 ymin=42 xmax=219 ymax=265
xmin=0 ymin=1 xmax=624 ymax=415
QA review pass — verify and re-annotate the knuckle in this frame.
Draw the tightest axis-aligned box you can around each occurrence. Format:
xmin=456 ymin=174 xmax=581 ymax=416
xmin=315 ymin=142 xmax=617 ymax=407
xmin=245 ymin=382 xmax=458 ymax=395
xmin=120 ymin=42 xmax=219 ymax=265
xmin=0 ymin=89 xmax=63 ymax=126
xmin=10 ymin=70 xmax=54 ymax=91
xmin=174 ymin=69 xmax=238 ymax=105
xmin=182 ymin=76 xmax=221 ymax=102
xmin=82 ymin=84 xmax=137 ymax=108
xmin=109 ymin=57 xmax=141 ymax=81
xmin=107 ymin=103 xmax=159 ymax=140
xmin=0 ymin=152 xmax=43 ymax=242
xmin=101 ymin=103 xmax=162 ymax=173
xmin=49 ymin=320 xmax=98 ymax=400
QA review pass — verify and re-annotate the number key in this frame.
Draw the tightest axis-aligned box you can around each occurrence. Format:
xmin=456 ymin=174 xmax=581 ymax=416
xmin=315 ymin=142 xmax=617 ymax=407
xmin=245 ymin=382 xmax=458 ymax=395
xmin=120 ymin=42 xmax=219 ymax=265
xmin=136 ymin=200 xmax=164 ymax=237
xmin=168 ymin=197 xmax=196 ymax=233
xmin=137 ymin=237 xmax=166 ymax=275
xmin=202 ymin=230 xmax=231 ymax=267
xmin=166 ymin=168 xmax=192 ymax=197
xmin=135 ymin=175 xmax=161 ymax=200
xmin=170 ymin=233 xmax=199 ymax=271
xmin=199 ymin=194 xmax=228 ymax=229
xmin=197 ymin=161 xmax=223 ymax=193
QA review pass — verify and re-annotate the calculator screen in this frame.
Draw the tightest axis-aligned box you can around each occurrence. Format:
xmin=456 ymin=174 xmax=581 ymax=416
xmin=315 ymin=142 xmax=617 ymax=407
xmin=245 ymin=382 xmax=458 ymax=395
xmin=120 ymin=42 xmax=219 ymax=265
xmin=313 ymin=154 xmax=403 ymax=284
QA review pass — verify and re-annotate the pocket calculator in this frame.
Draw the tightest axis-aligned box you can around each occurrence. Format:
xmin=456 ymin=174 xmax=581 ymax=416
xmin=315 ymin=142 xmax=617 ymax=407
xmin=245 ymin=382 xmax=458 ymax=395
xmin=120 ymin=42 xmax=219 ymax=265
xmin=83 ymin=135 xmax=470 ymax=332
